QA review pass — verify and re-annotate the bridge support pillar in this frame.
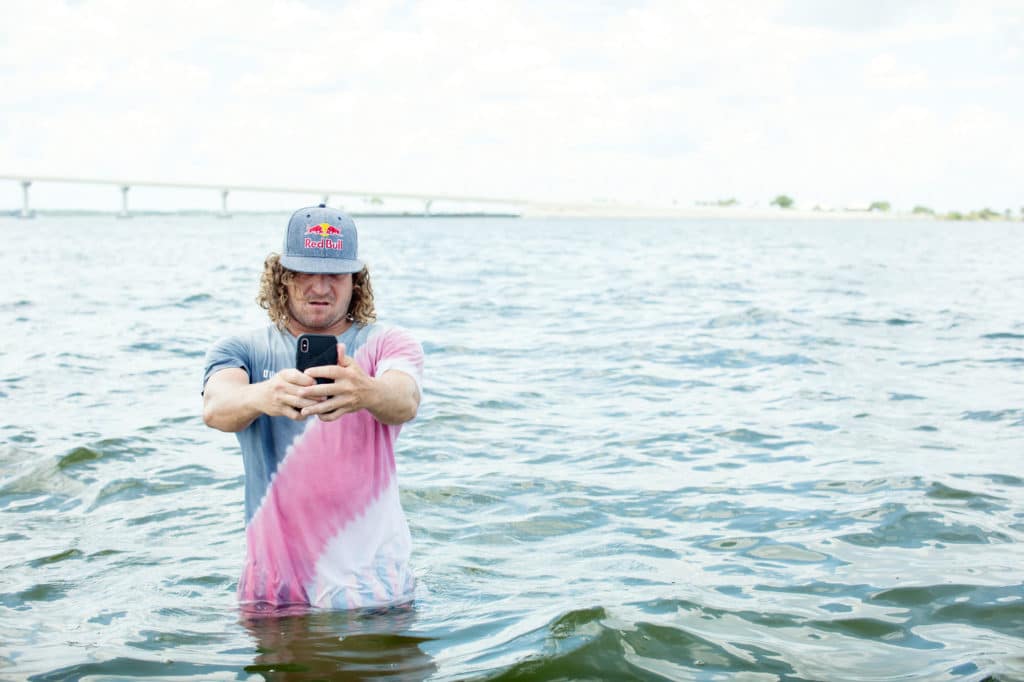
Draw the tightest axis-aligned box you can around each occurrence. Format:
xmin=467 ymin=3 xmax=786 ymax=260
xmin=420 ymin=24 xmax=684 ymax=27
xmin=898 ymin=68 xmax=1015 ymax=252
xmin=219 ymin=189 xmax=231 ymax=218
xmin=19 ymin=180 xmax=32 ymax=219
xmin=117 ymin=186 xmax=131 ymax=218
xmin=424 ymin=199 xmax=433 ymax=216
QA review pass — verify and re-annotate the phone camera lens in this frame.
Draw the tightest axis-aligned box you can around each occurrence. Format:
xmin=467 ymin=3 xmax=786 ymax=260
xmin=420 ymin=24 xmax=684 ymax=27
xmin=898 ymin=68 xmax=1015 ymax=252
xmin=300 ymin=339 xmax=309 ymax=352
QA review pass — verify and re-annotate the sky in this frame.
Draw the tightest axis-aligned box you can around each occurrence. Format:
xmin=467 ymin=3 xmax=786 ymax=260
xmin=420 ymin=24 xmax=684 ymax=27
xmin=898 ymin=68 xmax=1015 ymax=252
xmin=1 ymin=0 xmax=1022 ymax=213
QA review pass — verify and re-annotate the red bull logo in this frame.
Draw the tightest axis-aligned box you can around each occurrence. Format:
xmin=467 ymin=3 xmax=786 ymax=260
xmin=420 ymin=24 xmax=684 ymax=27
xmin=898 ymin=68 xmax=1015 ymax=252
xmin=304 ymin=223 xmax=344 ymax=250
xmin=306 ymin=223 xmax=341 ymax=237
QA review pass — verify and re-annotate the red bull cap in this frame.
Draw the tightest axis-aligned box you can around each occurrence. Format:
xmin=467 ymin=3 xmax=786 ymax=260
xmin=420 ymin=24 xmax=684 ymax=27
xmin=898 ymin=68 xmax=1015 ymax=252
xmin=280 ymin=204 xmax=363 ymax=274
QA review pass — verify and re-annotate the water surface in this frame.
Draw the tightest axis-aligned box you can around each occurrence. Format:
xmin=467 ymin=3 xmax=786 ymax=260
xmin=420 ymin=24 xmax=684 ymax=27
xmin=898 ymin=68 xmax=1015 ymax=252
xmin=1 ymin=215 xmax=1022 ymax=680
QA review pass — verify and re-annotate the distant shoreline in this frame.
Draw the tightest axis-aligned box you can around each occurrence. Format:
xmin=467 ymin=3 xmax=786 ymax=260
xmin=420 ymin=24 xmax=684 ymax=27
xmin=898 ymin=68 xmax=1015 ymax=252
xmin=1 ymin=207 xmax=1019 ymax=221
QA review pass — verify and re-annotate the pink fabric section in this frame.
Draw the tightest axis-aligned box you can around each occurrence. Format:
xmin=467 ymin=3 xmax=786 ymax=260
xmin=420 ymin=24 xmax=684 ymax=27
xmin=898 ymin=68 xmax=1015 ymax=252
xmin=237 ymin=327 xmax=422 ymax=606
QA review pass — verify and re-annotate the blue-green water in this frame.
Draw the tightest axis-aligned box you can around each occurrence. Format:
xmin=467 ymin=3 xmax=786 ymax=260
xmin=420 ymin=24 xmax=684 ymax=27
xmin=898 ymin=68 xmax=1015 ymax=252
xmin=1 ymin=215 xmax=1022 ymax=680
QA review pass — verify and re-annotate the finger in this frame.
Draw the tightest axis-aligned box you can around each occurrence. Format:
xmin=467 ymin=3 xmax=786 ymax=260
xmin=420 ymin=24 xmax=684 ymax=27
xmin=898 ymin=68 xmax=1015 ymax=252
xmin=299 ymin=385 xmax=336 ymax=401
xmin=300 ymin=401 xmax=331 ymax=418
xmin=286 ymin=393 xmax=321 ymax=409
xmin=316 ymin=406 xmax=349 ymax=422
xmin=301 ymin=396 xmax=354 ymax=418
xmin=337 ymin=343 xmax=351 ymax=367
xmin=281 ymin=405 xmax=307 ymax=421
xmin=281 ymin=368 xmax=316 ymax=386
xmin=303 ymin=365 xmax=340 ymax=385
xmin=280 ymin=383 xmax=321 ymax=405
xmin=302 ymin=393 xmax=349 ymax=412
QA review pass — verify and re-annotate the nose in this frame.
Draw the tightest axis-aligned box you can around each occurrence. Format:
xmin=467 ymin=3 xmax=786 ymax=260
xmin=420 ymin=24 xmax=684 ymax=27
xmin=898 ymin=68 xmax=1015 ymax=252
xmin=308 ymin=274 xmax=332 ymax=291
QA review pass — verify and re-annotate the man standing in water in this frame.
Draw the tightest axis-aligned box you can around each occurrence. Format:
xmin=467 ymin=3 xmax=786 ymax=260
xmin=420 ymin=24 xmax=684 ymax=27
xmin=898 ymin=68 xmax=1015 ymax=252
xmin=202 ymin=205 xmax=423 ymax=610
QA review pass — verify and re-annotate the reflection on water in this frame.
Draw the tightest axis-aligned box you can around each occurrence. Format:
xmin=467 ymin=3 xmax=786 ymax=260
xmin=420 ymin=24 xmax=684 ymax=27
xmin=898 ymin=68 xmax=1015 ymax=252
xmin=240 ymin=605 xmax=436 ymax=681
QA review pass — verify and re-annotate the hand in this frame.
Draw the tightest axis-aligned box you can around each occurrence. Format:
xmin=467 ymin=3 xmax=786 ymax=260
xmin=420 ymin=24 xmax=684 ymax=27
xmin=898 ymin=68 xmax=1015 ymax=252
xmin=260 ymin=368 xmax=321 ymax=421
xmin=299 ymin=344 xmax=376 ymax=422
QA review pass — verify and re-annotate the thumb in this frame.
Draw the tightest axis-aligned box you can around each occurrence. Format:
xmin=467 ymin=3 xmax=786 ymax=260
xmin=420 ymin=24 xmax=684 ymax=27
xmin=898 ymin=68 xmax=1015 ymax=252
xmin=337 ymin=343 xmax=350 ymax=366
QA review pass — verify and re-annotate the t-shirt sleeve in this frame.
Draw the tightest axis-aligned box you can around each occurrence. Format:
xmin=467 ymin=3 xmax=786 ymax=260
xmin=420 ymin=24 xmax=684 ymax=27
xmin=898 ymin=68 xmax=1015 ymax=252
xmin=372 ymin=327 xmax=425 ymax=396
xmin=202 ymin=334 xmax=253 ymax=393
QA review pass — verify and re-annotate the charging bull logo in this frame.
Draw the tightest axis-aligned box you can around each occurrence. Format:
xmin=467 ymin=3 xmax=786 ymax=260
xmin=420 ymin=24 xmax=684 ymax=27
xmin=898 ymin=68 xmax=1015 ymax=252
xmin=304 ymin=223 xmax=344 ymax=250
xmin=307 ymin=223 xmax=341 ymax=237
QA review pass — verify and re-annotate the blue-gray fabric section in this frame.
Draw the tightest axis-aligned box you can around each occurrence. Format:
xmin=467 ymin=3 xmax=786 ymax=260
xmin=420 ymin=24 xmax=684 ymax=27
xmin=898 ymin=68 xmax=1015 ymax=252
xmin=202 ymin=323 xmax=374 ymax=523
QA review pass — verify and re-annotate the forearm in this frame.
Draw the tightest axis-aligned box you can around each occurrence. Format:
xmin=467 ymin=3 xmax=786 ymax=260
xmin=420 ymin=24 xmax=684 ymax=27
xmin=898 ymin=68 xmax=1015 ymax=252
xmin=203 ymin=378 xmax=267 ymax=433
xmin=365 ymin=371 xmax=420 ymax=425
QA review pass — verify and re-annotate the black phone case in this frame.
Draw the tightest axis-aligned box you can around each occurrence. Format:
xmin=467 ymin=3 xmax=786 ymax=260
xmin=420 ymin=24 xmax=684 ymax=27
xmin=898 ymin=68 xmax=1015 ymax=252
xmin=295 ymin=334 xmax=338 ymax=385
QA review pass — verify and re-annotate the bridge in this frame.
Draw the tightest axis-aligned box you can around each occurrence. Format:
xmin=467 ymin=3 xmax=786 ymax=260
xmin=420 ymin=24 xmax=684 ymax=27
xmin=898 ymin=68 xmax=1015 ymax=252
xmin=0 ymin=173 xmax=612 ymax=218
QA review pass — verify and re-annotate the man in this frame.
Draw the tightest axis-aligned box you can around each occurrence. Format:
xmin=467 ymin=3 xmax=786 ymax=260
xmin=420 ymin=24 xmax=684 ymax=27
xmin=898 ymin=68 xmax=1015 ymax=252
xmin=203 ymin=204 xmax=423 ymax=610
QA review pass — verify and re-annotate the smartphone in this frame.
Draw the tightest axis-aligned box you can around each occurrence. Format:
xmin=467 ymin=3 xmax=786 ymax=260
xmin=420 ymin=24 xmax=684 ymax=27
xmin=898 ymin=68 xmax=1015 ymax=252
xmin=295 ymin=334 xmax=338 ymax=385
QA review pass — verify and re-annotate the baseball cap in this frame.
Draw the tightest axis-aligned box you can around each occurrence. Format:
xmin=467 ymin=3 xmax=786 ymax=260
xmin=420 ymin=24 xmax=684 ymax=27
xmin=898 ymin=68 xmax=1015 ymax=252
xmin=279 ymin=204 xmax=364 ymax=274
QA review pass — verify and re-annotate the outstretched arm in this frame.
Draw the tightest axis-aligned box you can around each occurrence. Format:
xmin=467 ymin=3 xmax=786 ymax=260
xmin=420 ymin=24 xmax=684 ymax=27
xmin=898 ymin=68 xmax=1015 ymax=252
xmin=202 ymin=367 xmax=320 ymax=432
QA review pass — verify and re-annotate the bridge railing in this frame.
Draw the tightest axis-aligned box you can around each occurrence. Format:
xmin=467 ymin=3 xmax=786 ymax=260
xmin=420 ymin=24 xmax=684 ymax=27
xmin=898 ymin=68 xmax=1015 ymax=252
xmin=0 ymin=174 xmax=549 ymax=218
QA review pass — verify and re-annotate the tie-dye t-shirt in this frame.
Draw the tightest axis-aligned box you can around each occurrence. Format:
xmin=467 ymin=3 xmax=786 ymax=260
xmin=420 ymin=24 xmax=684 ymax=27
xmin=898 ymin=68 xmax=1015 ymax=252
xmin=203 ymin=323 xmax=423 ymax=610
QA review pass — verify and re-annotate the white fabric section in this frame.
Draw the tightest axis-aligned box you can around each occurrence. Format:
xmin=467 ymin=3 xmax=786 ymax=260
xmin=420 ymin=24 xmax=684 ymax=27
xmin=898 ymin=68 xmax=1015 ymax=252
xmin=364 ymin=323 xmax=423 ymax=396
xmin=376 ymin=358 xmax=423 ymax=395
xmin=306 ymin=478 xmax=414 ymax=609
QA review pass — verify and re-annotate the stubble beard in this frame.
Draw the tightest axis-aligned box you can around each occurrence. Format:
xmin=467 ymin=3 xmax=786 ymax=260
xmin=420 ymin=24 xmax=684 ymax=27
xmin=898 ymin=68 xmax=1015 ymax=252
xmin=286 ymin=297 xmax=349 ymax=332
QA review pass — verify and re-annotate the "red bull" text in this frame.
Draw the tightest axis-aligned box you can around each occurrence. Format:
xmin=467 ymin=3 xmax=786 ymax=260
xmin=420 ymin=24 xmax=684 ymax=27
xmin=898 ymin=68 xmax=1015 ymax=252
xmin=304 ymin=236 xmax=345 ymax=250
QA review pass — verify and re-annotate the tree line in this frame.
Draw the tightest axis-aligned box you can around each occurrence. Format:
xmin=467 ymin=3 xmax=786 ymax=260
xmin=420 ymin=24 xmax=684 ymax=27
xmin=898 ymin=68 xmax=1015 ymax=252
xmin=760 ymin=195 xmax=1023 ymax=220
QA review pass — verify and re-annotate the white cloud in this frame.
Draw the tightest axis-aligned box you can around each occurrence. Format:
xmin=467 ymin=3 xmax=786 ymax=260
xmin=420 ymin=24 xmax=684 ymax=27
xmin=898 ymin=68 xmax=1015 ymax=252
xmin=0 ymin=0 xmax=1021 ymax=212
xmin=863 ymin=54 xmax=931 ymax=90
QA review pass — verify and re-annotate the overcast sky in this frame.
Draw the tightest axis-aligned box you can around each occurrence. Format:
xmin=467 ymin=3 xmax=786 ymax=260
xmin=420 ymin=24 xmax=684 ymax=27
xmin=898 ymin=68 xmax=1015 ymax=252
xmin=2 ymin=0 xmax=1022 ymax=212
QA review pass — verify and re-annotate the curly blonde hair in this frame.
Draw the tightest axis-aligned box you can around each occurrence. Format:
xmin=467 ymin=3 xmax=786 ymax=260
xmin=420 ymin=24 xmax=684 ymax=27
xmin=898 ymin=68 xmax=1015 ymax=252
xmin=257 ymin=253 xmax=376 ymax=330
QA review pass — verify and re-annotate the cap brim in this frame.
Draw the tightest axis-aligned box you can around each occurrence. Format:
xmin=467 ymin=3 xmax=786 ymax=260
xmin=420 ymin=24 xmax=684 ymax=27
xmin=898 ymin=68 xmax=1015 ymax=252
xmin=279 ymin=255 xmax=364 ymax=274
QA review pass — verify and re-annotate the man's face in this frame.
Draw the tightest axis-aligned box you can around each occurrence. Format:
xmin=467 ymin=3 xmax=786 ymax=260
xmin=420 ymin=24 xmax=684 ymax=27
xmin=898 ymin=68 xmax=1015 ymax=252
xmin=285 ymin=272 xmax=354 ymax=335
